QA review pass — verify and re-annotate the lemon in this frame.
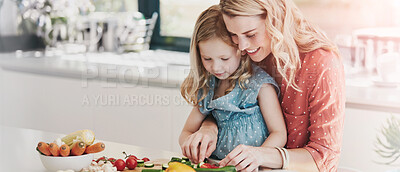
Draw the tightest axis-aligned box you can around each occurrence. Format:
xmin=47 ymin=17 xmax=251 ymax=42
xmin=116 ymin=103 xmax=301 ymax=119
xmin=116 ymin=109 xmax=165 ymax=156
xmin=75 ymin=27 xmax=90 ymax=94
xmin=166 ymin=162 xmax=195 ymax=172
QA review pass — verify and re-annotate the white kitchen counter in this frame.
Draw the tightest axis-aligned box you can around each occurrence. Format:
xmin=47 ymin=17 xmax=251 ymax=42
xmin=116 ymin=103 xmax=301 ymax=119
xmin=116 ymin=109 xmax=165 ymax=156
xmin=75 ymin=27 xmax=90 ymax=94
xmin=1 ymin=50 xmax=399 ymax=113
xmin=345 ymin=73 xmax=400 ymax=113
xmin=0 ymin=125 xmax=294 ymax=172
xmin=0 ymin=50 xmax=191 ymax=88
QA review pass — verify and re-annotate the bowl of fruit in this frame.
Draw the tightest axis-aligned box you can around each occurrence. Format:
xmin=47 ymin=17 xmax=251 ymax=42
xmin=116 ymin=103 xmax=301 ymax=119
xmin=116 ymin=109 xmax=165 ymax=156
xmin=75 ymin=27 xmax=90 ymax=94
xmin=36 ymin=130 xmax=105 ymax=172
xmin=38 ymin=153 xmax=94 ymax=172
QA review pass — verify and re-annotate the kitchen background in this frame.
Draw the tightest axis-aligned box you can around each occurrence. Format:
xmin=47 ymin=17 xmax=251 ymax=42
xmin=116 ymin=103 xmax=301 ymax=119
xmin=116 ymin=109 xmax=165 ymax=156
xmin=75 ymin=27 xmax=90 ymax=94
xmin=0 ymin=0 xmax=400 ymax=172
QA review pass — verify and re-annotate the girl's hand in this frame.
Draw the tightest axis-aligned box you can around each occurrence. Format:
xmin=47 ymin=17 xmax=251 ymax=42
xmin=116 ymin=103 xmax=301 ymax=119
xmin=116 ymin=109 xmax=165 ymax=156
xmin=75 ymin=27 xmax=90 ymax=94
xmin=219 ymin=145 xmax=265 ymax=172
xmin=181 ymin=125 xmax=218 ymax=164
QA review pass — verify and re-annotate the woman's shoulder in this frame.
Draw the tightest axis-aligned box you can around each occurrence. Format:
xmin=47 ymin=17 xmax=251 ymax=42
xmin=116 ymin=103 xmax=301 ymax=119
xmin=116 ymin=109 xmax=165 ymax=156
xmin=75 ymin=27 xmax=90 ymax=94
xmin=303 ymin=49 xmax=341 ymax=65
xmin=301 ymin=48 xmax=343 ymax=72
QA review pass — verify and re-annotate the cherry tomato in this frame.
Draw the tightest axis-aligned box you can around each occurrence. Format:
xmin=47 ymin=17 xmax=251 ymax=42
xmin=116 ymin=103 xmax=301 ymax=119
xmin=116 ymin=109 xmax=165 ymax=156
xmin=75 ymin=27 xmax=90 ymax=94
xmin=122 ymin=151 xmax=138 ymax=160
xmin=126 ymin=157 xmax=137 ymax=170
xmin=114 ymin=159 xmax=126 ymax=171
xmin=129 ymin=155 xmax=138 ymax=160
xmin=108 ymin=158 xmax=116 ymax=165
xmin=96 ymin=156 xmax=106 ymax=163
xmin=142 ymin=157 xmax=150 ymax=162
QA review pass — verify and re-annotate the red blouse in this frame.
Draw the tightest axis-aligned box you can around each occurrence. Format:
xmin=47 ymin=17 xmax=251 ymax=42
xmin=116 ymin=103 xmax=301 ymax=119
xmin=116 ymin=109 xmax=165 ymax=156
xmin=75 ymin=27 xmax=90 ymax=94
xmin=280 ymin=49 xmax=345 ymax=172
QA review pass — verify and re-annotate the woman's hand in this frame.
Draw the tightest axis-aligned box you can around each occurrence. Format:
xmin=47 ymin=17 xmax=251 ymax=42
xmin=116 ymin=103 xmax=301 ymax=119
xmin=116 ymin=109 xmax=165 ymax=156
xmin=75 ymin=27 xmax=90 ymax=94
xmin=180 ymin=117 xmax=218 ymax=164
xmin=219 ymin=145 xmax=266 ymax=172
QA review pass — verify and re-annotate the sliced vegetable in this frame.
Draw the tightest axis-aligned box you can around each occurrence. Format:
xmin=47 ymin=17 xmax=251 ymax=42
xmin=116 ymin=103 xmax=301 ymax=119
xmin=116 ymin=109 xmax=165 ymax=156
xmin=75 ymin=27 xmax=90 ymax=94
xmin=195 ymin=165 xmax=236 ymax=172
xmin=85 ymin=142 xmax=105 ymax=154
xmin=197 ymin=162 xmax=205 ymax=168
xmin=49 ymin=143 xmax=60 ymax=156
xmin=137 ymin=159 xmax=145 ymax=167
xmin=37 ymin=142 xmax=51 ymax=156
xmin=62 ymin=129 xmax=95 ymax=147
xmin=144 ymin=163 xmax=154 ymax=168
xmin=170 ymin=157 xmax=182 ymax=162
xmin=162 ymin=163 xmax=169 ymax=170
xmin=200 ymin=163 xmax=219 ymax=169
xmin=60 ymin=144 xmax=70 ymax=157
xmin=142 ymin=170 xmax=163 ymax=172
xmin=71 ymin=141 xmax=86 ymax=156
xmin=182 ymin=157 xmax=189 ymax=161
xmin=183 ymin=160 xmax=192 ymax=166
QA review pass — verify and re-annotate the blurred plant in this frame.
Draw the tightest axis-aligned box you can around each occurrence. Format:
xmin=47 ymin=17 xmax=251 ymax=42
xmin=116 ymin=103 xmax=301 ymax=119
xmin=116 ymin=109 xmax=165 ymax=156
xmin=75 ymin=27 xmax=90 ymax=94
xmin=375 ymin=116 xmax=400 ymax=165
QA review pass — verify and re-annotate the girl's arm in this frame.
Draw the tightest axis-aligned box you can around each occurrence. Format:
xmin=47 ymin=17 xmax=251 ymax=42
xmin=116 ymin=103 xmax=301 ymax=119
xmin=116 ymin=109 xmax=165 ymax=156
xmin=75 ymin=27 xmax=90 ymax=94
xmin=179 ymin=107 xmax=218 ymax=163
xmin=179 ymin=107 xmax=207 ymax=146
xmin=258 ymin=83 xmax=287 ymax=148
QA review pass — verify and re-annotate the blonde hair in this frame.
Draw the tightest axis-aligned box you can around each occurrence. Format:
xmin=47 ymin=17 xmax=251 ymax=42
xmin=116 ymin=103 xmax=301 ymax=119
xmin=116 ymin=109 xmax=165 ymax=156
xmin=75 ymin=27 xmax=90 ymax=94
xmin=220 ymin=0 xmax=339 ymax=91
xmin=180 ymin=5 xmax=253 ymax=105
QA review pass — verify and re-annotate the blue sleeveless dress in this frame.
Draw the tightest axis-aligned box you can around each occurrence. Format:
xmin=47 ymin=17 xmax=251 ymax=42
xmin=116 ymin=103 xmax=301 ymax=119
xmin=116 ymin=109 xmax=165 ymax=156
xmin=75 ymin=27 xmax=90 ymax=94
xmin=198 ymin=65 xmax=280 ymax=159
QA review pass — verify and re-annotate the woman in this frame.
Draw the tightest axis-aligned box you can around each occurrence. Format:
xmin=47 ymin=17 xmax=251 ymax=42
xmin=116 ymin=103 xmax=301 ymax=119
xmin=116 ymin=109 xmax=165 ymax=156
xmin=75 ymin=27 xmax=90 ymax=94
xmin=180 ymin=0 xmax=345 ymax=171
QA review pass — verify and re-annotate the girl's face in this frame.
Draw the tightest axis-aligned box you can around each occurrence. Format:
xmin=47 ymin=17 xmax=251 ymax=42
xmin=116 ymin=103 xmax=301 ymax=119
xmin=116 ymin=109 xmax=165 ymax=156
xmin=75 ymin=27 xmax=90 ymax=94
xmin=223 ymin=14 xmax=271 ymax=62
xmin=199 ymin=37 xmax=241 ymax=80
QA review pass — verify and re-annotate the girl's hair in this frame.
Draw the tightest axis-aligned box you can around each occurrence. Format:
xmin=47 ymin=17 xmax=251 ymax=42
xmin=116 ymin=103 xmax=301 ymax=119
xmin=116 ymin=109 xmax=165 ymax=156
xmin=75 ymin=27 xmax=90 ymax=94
xmin=180 ymin=5 xmax=253 ymax=105
xmin=220 ymin=0 xmax=339 ymax=91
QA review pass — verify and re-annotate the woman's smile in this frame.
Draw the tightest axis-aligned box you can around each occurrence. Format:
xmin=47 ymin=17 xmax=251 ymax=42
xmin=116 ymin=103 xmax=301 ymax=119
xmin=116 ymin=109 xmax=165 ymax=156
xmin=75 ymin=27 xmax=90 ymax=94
xmin=246 ymin=47 xmax=260 ymax=55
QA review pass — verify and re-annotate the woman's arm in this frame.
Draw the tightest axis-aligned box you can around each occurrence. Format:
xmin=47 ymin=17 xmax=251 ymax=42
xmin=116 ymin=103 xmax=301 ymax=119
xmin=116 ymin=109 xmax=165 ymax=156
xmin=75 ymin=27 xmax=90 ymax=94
xmin=258 ymin=147 xmax=319 ymax=172
xmin=280 ymin=51 xmax=344 ymax=172
xmin=258 ymin=83 xmax=287 ymax=148
xmin=179 ymin=107 xmax=219 ymax=163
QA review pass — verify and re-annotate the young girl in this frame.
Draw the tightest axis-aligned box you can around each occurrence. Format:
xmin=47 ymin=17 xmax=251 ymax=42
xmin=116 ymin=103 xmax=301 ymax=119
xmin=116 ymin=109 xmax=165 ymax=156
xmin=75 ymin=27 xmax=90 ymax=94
xmin=179 ymin=5 xmax=287 ymax=163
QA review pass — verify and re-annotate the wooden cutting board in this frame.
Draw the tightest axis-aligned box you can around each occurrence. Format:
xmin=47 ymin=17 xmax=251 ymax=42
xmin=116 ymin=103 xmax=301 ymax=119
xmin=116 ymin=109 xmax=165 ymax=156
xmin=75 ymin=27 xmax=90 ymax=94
xmin=123 ymin=159 xmax=170 ymax=172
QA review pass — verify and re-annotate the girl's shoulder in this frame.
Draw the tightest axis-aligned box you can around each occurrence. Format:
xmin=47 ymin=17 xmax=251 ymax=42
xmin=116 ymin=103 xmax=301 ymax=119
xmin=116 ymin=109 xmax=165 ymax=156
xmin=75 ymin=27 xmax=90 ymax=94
xmin=249 ymin=64 xmax=275 ymax=83
xmin=247 ymin=64 xmax=280 ymax=94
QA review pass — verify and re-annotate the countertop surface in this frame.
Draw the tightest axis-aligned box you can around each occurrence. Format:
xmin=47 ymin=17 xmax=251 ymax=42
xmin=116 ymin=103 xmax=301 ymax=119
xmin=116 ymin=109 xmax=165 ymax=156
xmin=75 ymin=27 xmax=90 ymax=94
xmin=0 ymin=50 xmax=399 ymax=113
xmin=0 ymin=125 xmax=294 ymax=171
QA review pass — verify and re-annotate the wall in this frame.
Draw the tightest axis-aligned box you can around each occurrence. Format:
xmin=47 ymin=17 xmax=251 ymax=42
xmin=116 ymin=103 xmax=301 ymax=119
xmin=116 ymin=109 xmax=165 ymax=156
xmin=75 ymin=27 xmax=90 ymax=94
xmin=297 ymin=0 xmax=400 ymax=41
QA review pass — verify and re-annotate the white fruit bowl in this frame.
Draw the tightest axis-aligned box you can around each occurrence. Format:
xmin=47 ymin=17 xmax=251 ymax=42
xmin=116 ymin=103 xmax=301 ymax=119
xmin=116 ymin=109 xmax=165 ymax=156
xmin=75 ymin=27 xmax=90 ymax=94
xmin=39 ymin=153 xmax=94 ymax=172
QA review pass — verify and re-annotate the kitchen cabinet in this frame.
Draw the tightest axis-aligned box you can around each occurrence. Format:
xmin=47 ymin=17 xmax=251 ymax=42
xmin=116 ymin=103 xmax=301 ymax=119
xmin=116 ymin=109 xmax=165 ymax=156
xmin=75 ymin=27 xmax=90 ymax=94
xmin=0 ymin=67 xmax=192 ymax=153
xmin=339 ymin=107 xmax=400 ymax=172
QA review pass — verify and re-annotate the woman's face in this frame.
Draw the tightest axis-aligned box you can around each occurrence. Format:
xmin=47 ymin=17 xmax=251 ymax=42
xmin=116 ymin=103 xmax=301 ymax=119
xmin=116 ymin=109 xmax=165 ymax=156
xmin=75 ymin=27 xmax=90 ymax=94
xmin=223 ymin=14 xmax=271 ymax=62
xmin=199 ymin=37 xmax=241 ymax=80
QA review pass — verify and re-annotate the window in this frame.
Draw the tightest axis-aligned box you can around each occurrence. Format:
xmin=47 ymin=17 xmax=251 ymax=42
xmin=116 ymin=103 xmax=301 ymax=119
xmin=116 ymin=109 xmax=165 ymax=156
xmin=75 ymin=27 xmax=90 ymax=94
xmin=160 ymin=0 xmax=218 ymax=37
xmin=139 ymin=0 xmax=218 ymax=52
xmin=93 ymin=0 xmax=138 ymax=12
